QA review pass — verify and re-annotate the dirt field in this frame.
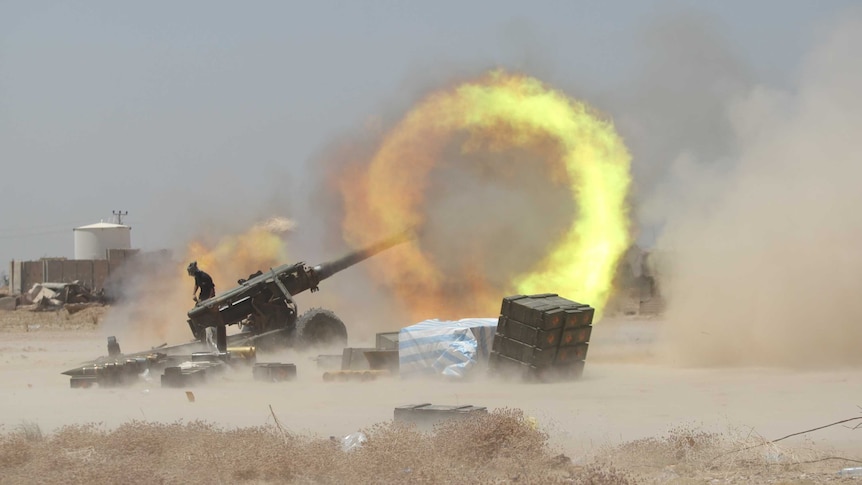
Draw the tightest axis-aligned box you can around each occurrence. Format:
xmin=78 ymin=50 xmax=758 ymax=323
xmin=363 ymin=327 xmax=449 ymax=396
xmin=1 ymin=307 xmax=861 ymax=484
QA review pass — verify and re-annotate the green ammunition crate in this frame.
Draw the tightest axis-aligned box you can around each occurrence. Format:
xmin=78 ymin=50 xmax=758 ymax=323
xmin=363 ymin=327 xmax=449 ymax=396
xmin=496 ymin=316 xmax=563 ymax=349
xmin=492 ymin=334 xmax=557 ymax=367
xmin=489 ymin=351 xmax=586 ymax=382
xmin=555 ymin=343 xmax=589 ymax=363
xmin=563 ymin=306 xmax=595 ymax=328
xmin=501 ymin=294 xmax=590 ymax=330
xmin=560 ymin=326 xmax=592 ymax=346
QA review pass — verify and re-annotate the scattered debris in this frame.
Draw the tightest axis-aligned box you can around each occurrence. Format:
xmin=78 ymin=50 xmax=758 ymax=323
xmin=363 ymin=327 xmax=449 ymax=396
xmin=0 ymin=296 xmax=18 ymax=311
xmin=23 ymin=281 xmax=106 ymax=311
xmin=838 ymin=467 xmax=862 ymax=476
xmin=340 ymin=431 xmax=367 ymax=452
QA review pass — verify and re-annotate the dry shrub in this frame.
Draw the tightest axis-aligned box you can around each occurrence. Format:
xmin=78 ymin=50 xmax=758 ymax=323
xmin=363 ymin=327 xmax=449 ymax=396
xmin=433 ymin=407 xmax=549 ymax=463
xmin=594 ymin=423 xmax=846 ymax=484
xmin=571 ymin=463 xmax=638 ymax=485
xmin=17 ymin=421 xmax=43 ymax=443
xmin=2 ymin=414 xmax=851 ymax=484
xmin=427 ymin=407 xmax=567 ymax=482
xmin=608 ymin=424 xmax=721 ymax=470
xmin=0 ymin=422 xmax=46 ymax=471
xmin=0 ymin=433 xmax=33 ymax=469
xmin=313 ymin=408 xmax=577 ymax=484
xmin=0 ymin=409 xmax=586 ymax=485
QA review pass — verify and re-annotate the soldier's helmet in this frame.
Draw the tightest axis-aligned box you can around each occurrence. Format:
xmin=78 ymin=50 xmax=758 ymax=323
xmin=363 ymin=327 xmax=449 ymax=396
xmin=187 ymin=261 xmax=198 ymax=276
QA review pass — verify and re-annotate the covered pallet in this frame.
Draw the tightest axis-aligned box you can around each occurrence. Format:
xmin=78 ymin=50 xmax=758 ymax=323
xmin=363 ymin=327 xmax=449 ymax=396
xmin=490 ymin=294 xmax=593 ymax=382
xmin=399 ymin=318 xmax=497 ymax=378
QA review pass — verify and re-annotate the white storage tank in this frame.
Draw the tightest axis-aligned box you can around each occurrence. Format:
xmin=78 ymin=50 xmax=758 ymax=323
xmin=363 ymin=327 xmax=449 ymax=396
xmin=73 ymin=222 xmax=132 ymax=260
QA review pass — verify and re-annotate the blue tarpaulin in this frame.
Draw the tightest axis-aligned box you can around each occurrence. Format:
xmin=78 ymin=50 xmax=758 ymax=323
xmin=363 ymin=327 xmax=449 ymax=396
xmin=398 ymin=318 xmax=497 ymax=378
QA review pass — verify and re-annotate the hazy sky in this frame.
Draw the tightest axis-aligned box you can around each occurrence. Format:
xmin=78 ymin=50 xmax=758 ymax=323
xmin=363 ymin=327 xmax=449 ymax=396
xmin=0 ymin=0 xmax=856 ymax=269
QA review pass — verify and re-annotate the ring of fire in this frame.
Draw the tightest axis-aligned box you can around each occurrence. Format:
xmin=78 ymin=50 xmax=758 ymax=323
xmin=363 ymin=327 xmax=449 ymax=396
xmin=340 ymin=70 xmax=632 ymax=320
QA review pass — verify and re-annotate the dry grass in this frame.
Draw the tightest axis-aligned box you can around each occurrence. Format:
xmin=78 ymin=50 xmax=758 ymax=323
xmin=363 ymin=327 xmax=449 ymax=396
xmin=595 ymin=423 xmax=854 ymax=484
xmin=2 ymin=412 xmax=855 ymax=484
xmin=0 ymin=306 xmax=106 ymax=332
xmin=0 ymin=409 xmax=608 ymax=485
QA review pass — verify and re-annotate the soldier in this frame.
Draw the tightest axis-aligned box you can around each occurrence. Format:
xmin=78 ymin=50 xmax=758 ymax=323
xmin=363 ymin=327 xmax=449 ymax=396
xmin=187 ymin=261 xmax=215 ymax=302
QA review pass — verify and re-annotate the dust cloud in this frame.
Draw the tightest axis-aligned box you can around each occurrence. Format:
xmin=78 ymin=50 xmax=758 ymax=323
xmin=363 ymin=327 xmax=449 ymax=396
xmin=654 ymin=13 xmax=862 ymax=367
xmin=98 ymin=255 xmax=198 ymax=346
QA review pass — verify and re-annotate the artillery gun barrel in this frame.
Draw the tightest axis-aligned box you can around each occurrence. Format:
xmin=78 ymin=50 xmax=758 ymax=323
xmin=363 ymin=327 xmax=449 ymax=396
xmin=311 ymin=232 xmax=409 ymax=282
xmin=186 ymin=232 xmax=410 ymax=329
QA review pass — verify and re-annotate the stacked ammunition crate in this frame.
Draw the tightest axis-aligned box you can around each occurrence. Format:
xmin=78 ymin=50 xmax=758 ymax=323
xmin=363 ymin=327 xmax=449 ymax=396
xmin=490 ymin=294 xmax=593 ymax=382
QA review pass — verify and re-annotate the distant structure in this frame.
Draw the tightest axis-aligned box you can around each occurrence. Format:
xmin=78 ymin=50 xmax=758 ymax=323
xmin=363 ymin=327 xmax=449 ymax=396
xmin=8 ymin=211 xmax=141 ymax=294
xmin=73 ymin=222 xmax=132 ymax=260
xmin=72 ymin=210 xmax=132 ymax=260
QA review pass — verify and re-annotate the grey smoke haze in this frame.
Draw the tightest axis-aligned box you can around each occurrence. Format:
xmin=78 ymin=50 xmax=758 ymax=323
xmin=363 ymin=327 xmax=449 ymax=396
xmin=610 ymin=11 xmax=754 ymax=239
xmin=656 ymin=11 xmax=862 ymax=367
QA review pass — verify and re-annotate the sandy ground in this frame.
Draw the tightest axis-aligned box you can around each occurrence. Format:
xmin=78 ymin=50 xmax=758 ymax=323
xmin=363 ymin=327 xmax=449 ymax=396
xmin=1 ymin=307 xmax=861 ymax=483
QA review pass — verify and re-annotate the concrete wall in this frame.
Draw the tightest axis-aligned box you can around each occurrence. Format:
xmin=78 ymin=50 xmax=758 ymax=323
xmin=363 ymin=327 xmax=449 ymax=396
xmin=8 ymin=248 xmax=145 ymax=294
xmin=10 ymin=261 xmax=22 ymax=294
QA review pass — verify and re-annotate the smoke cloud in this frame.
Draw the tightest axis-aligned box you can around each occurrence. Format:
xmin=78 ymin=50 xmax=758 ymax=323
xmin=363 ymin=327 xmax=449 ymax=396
xmin=655 ymin=12 xmax=862 ymax=367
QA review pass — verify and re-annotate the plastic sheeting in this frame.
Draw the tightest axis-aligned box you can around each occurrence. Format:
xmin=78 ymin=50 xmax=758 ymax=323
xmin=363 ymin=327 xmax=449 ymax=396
xmin=398 ymin=318 xmax=497 ymax=378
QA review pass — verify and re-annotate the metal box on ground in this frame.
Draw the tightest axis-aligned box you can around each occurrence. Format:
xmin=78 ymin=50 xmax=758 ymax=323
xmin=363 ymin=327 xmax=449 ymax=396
xmin=394 ymin=403 xmax=488 ymax=428
xmin=375 ymin=331 xmax=399 ymax=350
xmin=341 ymin=347 xmax=376 ymax=370
xmin=364 ymin=350 xmax=399 ymax=372
xmin=161 ymin=366 xmax=208 ymax=388
xmin=252 ymin=363 xmax=297 ymax=382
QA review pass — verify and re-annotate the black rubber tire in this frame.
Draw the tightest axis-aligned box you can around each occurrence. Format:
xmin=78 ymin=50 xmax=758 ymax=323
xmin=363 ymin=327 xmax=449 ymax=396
xmin=295 ymin=308 xmax=348 ymax=349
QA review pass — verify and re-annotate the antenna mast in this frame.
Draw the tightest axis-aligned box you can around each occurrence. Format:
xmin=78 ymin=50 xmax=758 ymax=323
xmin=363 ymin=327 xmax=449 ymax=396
xmin=112 ymin=210 xmax=128 ymax=225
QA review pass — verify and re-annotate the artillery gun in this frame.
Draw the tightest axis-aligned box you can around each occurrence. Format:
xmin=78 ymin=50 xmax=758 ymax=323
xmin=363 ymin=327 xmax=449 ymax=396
xmin=187 ymin=233 xmax=407 ymax=352
xmin=62 ymin=234 xmax=407 ymax=388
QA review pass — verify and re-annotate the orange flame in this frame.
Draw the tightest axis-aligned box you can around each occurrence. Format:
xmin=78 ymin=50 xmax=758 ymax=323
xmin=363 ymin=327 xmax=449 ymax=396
xmin=338 ymin=71 xmax=632 ymax=321
xmin=182 ymin=219 xmax=293 ymax=293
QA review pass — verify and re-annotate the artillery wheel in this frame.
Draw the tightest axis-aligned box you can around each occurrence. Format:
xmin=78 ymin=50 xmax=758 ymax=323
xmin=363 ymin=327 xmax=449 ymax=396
xmin=296 ymin=308 xmax=348 ymax=349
